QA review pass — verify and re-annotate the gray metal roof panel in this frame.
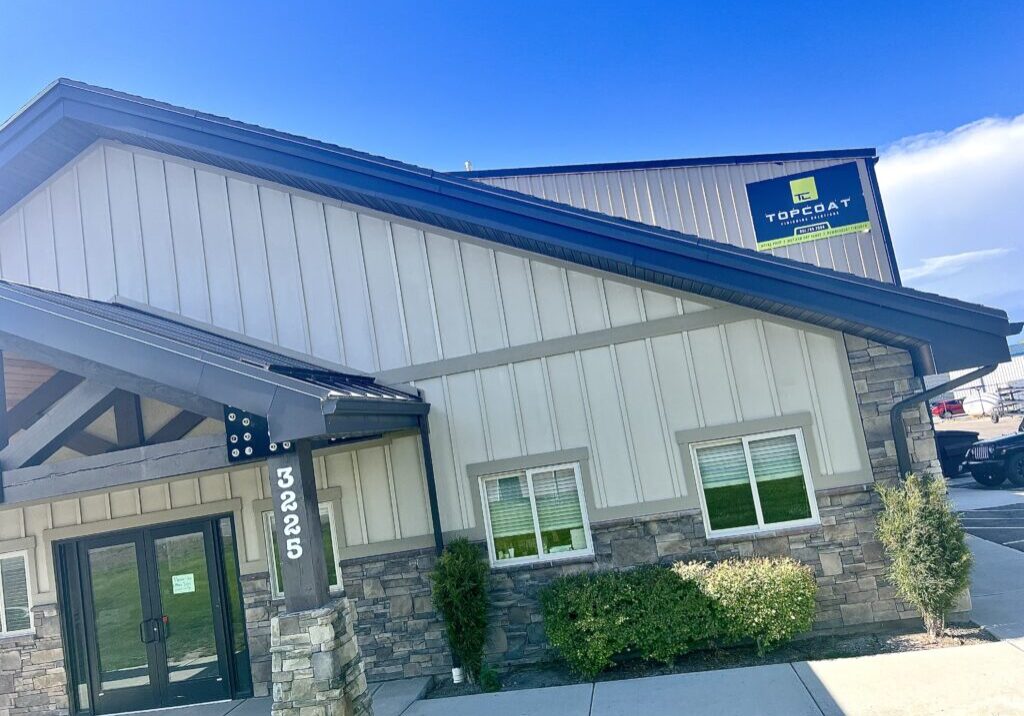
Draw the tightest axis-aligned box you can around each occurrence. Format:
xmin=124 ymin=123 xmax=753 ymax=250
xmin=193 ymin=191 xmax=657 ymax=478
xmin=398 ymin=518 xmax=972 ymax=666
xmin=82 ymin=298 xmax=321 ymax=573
xmin=0 ymin=279 xmax=419 ymax=404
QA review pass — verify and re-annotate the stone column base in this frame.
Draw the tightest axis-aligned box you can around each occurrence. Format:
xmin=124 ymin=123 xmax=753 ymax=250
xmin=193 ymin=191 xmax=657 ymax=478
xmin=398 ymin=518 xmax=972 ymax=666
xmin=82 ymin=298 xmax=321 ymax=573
xmin=270 ymin=597 xmax=373 ymax=716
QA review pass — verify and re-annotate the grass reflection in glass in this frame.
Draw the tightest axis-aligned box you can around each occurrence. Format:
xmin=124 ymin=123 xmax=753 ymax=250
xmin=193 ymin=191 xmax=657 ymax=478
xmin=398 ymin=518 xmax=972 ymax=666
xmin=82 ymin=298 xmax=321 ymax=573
xmin=757 ymin=476 xmax=812 ymax=524
xmin=703 ymin=482 xmax=758 ymax=531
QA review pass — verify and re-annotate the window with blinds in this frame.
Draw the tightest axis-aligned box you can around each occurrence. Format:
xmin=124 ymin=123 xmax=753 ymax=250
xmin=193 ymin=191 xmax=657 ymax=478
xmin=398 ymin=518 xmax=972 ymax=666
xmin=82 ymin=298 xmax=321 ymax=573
xmin=690 ymin=429 xmax=817 ymax=536
xmin=0 ymin=552 xmax=33 ymax=633
xmin=480 ymin=463 xmax=592 ymax=566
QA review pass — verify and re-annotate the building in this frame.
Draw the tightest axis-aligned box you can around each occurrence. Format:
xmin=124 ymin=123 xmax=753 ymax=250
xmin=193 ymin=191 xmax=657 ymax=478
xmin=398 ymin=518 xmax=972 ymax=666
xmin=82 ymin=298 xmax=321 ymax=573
xmin=0 ymin=80 xmax=1017 ymax=716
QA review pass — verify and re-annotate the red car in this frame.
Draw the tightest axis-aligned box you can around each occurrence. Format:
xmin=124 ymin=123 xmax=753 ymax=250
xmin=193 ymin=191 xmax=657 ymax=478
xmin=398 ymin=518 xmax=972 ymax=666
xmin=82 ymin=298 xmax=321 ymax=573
xmin=932 ymin=399 xmax=966 ymax=419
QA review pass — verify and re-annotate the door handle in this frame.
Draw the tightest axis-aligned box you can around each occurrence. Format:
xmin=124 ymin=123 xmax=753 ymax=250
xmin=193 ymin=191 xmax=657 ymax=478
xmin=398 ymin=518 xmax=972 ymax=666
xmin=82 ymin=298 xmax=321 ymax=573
xmin=139 ymin=618 xmax=160 ymax=644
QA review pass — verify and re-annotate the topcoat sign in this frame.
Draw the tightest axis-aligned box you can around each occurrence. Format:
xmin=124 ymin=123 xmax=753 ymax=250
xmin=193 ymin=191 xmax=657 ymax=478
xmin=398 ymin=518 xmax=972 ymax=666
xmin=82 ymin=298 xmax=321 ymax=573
xmin=746 ymin=162 xmax=871 ymax=251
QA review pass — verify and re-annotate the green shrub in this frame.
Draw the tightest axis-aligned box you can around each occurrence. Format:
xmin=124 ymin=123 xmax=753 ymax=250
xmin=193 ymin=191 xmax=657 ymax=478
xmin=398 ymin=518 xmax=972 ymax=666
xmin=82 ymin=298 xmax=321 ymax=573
xmin=876 ymin=473 xmax=972 ymax=637
xmin=540 ymin=570 xmax=633 ymax=679
xmin=541 ymin=557 xmax=818 ymax=677
xmin=697 ymin=557 xmax=817 ymax=654
xmin=540 ymin=565 xmax=719 ymax=678
xmin=632 ymin=565 xmax=719 ymax=664
xmin=430 ymin=539 xmax=489 ymax=681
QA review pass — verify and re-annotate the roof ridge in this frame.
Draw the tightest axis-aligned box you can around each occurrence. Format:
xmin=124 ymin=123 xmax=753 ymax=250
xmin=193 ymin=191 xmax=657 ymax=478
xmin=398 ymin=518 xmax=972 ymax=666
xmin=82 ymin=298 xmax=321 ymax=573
xmin=447 ymin=148 xmax=879 ymax=179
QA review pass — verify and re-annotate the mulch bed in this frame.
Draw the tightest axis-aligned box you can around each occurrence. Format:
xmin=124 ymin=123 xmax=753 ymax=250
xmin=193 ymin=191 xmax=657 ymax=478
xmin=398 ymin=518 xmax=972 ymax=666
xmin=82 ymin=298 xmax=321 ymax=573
xmin=426 ymin=622 xmax=995 ymax=699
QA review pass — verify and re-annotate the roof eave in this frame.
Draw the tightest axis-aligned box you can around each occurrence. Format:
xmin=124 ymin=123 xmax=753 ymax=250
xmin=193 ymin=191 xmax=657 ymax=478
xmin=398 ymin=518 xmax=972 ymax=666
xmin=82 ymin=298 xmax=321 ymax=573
xmin=1 ymin=82 xmax=1017 ymax=374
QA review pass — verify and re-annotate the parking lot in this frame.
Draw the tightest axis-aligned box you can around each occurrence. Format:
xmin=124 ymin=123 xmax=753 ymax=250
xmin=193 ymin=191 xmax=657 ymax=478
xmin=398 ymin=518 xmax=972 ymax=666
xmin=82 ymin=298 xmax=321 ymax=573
xmin=935 ymin=414 xmax=1020 ymax=441
xmin=958 ymin=500 xmax=1024 ymax=552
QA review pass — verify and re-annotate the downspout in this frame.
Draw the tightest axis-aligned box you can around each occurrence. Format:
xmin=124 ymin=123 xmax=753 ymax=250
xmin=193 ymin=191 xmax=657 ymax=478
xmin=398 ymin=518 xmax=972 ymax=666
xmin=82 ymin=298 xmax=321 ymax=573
xmin=889 ymin=364 xmax=998 ymax=478
xmin=417 ymin=411 xmax=463 ymax=682
xmin=417 ymin=414 xmax=445 ymax=556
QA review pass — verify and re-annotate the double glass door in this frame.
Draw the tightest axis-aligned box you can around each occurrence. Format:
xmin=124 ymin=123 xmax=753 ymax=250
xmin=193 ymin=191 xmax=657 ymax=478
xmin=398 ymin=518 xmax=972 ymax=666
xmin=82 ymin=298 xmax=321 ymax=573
xmin=59 ymin=518 xmax=248 ymax=714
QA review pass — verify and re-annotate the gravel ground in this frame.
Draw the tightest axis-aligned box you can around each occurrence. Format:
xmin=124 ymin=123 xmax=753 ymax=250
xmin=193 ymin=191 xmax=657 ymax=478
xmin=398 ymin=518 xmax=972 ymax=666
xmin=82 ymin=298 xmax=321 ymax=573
xmin=427 ymin=623 xmax=994 ymax=699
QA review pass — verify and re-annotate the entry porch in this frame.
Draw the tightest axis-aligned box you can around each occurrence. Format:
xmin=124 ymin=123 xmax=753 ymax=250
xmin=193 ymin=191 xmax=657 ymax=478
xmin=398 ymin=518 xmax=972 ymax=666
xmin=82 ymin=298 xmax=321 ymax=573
xmin=0 ymin=280 xmax=447 ymax=715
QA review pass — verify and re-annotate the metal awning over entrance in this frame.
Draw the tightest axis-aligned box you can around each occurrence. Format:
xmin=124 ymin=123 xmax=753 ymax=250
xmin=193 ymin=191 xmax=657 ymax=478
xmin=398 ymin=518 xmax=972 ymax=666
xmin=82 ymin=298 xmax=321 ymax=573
xmin=0 ymin=278 xmax=444 ymax=616
xmin=0 ymin=279 xmax=427 ymax=442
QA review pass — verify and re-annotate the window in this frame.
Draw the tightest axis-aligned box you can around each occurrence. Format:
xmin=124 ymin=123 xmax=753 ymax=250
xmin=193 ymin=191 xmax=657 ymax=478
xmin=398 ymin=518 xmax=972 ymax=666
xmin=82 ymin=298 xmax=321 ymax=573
xmin=0 ymin=552 xmax=32 ymax=634
xmin=690 ymin=429 xmax=818 ymax=537
xmin=479 ymin=463 xmax=592 ymax=567
xmin=263 ymin=504 xmax=341 ymax=597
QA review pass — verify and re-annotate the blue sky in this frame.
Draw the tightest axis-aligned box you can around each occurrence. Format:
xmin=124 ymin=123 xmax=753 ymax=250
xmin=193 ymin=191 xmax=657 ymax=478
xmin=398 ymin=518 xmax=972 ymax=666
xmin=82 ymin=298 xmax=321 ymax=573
xmin=2 ymin=1 xmax=1023 ymax=317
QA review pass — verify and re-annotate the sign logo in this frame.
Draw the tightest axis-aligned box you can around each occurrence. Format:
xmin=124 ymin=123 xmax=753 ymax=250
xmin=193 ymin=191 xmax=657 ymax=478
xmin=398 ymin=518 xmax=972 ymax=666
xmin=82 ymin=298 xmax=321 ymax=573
xmin=746 ymin=162 xmax=871 ymax=252
xmin=789 ymin=176 xmax=818 ymax=204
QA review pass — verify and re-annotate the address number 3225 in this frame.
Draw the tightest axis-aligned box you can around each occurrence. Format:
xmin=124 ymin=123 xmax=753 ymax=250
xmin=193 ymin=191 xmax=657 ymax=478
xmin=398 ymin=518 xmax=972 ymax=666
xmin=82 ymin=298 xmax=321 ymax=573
xmin=275 ymin=466 xmax=304 ymax=559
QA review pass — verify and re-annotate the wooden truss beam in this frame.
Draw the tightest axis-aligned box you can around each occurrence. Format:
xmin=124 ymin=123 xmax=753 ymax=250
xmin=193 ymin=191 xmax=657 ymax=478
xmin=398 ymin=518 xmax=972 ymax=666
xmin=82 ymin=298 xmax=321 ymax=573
xmin=1 ymin=434 xmax=229 ymax=505
xmin=0 ymin=381 xmax=118 ymax=469
xmin=147 ymin=411 xmax=206 ymax=445
xmin=5 ymin=371 xmax=84 ymax=436
xmin=113 ymin=391 xmax=145 ymax=448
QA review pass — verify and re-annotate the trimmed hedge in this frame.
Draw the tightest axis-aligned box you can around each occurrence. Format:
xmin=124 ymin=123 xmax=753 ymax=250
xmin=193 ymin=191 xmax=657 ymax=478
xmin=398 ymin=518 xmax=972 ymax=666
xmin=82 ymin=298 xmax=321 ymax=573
xmin=694 ymin=558 xmax=817 ymax=654
xmin=541 ymin=557 xmax=816 ymax=678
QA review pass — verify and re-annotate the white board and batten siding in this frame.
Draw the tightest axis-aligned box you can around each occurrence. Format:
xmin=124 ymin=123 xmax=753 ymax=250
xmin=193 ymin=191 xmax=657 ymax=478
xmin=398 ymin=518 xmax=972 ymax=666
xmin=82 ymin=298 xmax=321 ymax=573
xmin=0 ymin=141 xmax=873 ymax=553
xmin=468 ymin=157 xmax=896 ymax=283
xmin=0 ymin=431 xmax=432 ymax=603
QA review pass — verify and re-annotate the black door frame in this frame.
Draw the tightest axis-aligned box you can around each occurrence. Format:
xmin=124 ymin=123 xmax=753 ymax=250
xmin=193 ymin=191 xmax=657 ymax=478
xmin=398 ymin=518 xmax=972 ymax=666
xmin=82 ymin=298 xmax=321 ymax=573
xmin=55 ymin=513 xmax=251 ymax=715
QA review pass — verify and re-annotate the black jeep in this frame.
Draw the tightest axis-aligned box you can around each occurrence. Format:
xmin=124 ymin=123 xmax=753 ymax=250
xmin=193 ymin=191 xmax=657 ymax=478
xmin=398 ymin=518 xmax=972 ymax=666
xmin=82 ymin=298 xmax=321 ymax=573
xmin=961 ymin=418 xmax=1024 ymax=487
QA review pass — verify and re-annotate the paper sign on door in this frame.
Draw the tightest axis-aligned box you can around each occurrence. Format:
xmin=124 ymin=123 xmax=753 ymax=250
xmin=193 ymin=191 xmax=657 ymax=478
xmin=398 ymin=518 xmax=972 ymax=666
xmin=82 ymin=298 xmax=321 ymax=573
xmin=171 ymin=573 xmax=196 ymax=594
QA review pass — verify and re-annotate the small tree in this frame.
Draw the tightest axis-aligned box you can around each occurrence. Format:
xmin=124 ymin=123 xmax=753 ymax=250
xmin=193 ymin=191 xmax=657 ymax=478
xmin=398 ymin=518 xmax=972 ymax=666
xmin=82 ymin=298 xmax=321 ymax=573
xmin=876 ymin=473 xmax=972 ymax=638
xmin=430 ymin=539 xmax=489 ymax=681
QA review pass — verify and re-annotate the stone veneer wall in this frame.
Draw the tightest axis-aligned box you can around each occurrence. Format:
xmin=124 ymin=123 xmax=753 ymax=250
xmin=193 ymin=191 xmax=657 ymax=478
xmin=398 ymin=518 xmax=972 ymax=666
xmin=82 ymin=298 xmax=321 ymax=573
xmin=0 ymin=605 xmax=69 ymax=714
xmin=339 ymin=550 xmax=450 ymax=681
xmin=844 ymin=334 xmax=941 ymax=479
xmin=242 ymin=484 xmax=907 ymax=681
xmin=270 ymin=598 xmax=372 ymax=716
xmin=242 ymin=573 xmax=277 ymax=697
xmin=486 ymin=483 xmax=908 ymax=668
xmin=243 ymin=553 xmax=450 ymax=689
xmin=233 ymin=333 xmax=940 ymax=682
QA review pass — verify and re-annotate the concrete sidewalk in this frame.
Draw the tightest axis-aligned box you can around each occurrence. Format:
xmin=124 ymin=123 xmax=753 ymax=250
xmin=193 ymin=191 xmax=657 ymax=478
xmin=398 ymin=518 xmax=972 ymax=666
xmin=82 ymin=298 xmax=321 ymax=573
xmin=118 ymin=676 xmax=431 ymax=716
xmin=967 ymin=529 xmax=1024 ymax=650
xmin=404 ymin=643 xmax=1024 ymax=716
xmin=951 ymin=484 xmax=1024 ymax=649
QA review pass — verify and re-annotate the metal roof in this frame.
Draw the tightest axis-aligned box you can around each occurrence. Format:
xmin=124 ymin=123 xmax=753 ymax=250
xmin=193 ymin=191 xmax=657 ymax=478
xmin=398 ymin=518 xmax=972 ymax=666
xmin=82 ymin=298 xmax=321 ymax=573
xmin=446 ymin=148 xmax=878 ymax=179
xmin=0 ymin=279 xmax=424 ymax=442
xmin=0 ymin=79 xmax=1018 ymax=374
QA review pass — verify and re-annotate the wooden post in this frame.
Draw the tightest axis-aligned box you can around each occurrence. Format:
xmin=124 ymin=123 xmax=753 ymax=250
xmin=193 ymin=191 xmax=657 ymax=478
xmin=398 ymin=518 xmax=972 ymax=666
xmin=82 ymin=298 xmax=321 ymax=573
xmin=113 ymin=392 xmax=145 ymax=448
xmin=266 ymin=439 xmax=330 ymax=612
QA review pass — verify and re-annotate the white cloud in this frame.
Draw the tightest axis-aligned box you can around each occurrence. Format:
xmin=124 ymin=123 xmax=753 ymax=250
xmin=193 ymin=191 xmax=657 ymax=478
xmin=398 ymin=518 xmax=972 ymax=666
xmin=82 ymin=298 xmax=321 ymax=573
xmin=876 ymin=113 xmax=1024 ymax=319
xmin=901 ymin=247 xmax=1012 ymax=282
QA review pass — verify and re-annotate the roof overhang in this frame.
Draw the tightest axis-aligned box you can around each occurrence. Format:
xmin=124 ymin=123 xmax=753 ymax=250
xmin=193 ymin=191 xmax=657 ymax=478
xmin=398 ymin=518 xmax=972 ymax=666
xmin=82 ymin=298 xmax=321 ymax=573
xmin=1 ymin=80 xmax=1019 ymax=373
xmin=0 ymin=281 xmax=427 ymax=443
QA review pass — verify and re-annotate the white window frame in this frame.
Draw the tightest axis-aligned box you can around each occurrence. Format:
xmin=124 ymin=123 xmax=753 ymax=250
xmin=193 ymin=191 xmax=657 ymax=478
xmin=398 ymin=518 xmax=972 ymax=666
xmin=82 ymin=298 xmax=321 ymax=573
xmin=263 ymin=503 xmax=342 ymax=597
xmin=689 ymin=428 xmax=820 ymax=539
xmin=478 ymin=461 xmax=594 ymax=568
xmin=0 ymin=550 xmax=34 ymax=635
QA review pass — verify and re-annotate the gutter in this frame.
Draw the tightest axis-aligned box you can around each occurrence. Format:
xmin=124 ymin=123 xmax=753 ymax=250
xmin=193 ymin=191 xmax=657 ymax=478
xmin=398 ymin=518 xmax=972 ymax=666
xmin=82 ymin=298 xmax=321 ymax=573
xmin=889 ymin=364 xmax=998 ymax=478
